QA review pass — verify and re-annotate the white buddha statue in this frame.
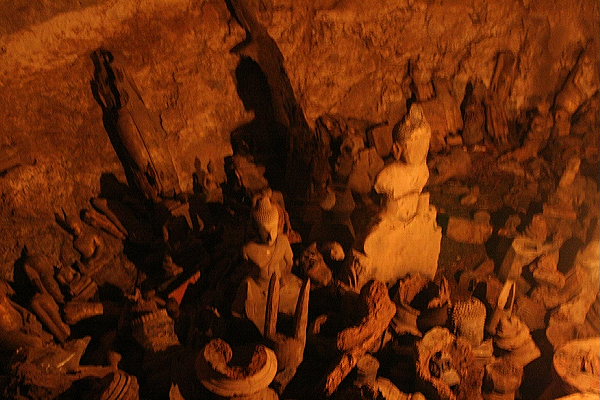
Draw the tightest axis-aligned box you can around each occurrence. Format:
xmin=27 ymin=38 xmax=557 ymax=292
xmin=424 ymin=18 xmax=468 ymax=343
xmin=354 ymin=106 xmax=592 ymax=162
xmin=362 ymin=104 xmax=442 ymax=284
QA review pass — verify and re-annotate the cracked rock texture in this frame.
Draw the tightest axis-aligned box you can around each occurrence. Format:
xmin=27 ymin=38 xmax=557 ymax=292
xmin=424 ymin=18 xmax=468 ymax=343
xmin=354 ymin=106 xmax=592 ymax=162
xmin=253 ymin=0 xmax=598 ymax=125
xmin=0 ymin=0 xmax=598 ymax=276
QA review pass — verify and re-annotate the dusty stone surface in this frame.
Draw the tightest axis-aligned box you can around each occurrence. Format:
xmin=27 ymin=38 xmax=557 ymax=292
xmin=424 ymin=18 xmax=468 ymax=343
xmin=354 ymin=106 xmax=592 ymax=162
xmin=0 ymin=0 xmax=246 ymax=277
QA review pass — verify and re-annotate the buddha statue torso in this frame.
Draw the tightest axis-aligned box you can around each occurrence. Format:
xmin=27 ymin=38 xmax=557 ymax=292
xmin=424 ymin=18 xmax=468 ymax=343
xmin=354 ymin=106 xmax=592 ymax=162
xmin=243 ymin=235 xmax=293 ymax=284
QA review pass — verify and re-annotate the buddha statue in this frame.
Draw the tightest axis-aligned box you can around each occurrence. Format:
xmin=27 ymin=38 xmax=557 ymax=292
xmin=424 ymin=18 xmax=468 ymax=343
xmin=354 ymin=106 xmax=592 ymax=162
xmin=232 ymin=194 xmax=301 ymax=333
xmin=553 ymin=46 xmax=599 ymax=137
xmin=0 ymin=279 xmax=90 ymax=378
xmin=0 ymin=279 xmax=52 ymax=353
xmin=362 ymin=104 xmax=441 ymax=283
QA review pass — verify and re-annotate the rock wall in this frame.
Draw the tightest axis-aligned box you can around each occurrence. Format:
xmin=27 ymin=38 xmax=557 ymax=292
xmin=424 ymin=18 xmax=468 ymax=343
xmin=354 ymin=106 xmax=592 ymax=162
xmin=253 ymin=0 xmax=599 ymax=125
xmin=0 ymin=0 xmax=598 ymax=277
xmin=0 ymin=0 xmax=247 ymax=275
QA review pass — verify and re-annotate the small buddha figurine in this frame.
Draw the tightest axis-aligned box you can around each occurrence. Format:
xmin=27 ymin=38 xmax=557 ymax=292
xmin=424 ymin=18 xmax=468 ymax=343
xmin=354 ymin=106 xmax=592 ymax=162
xmin=23 ymin=253 xmax=71 ymax=343
xmin=553 ymin=46 xmax=599 ymax=137
xmin=545 ymin=157 xmax=585 ymax=219
xmin=543 ymin=156 xmax=591 ymax=242
xmin=336 ymin=134 xmax=384 ymax=202
xmin=193 ymin=158 xmax=223 ymax=203
xmin=245 ymin=195 xmax=293 ymax=279
xmin=0 ymin=279 xmax=52 ymax=352
xmin=409 ymin=57 xmax=435 ymax=102
xmin=498 ymin=214 xmax=554 ymax=283
xmin=310 ymin=181 xmax=356 ymax=249
xmin=232 ymin=194 xmax=301 ymax=333
xmin=452 ymin=298 xmax=493 ymax=359
xmin=500 ymin=101 xmax=553 ymax=163
xmin=461 ymin=80 xmax=486 ymax=146
xmin=0 ymin=279 xmax=91 ymax=376
xmin=65 ymin=215 xmax=106 ymax=276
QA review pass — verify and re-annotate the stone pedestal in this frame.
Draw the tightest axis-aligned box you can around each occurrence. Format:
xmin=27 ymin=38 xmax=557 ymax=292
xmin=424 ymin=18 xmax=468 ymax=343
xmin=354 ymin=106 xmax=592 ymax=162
xmin=363 ymin=194 xmax=441 ymax=283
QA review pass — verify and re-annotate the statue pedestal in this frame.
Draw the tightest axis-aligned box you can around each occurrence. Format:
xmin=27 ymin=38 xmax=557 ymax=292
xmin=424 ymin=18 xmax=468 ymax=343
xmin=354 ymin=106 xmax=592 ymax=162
xmin=363 ymin=196 xmax=441 ymax=284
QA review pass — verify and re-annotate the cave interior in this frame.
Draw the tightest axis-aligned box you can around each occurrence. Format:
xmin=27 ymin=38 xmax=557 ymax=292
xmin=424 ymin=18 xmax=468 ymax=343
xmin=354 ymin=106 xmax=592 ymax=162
xmin=0 ymin=1 xmax=599 ymax=399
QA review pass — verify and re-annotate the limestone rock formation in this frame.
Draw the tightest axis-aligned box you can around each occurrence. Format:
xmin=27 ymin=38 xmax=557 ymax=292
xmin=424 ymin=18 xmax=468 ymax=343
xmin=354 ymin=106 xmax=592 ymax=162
xmin=0 ymin=0 xmax=248 ymax=273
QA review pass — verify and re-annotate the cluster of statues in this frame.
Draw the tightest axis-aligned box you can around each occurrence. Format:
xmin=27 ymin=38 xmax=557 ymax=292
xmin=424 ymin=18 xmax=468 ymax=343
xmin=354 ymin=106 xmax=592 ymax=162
xmin=1 ymin=43 xmax=599 ymax=400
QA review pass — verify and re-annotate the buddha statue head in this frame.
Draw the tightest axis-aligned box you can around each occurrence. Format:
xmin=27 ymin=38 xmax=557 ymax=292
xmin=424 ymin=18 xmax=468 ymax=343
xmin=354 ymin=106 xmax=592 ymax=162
xmin=392 ymin=104 xmax=431 ymax=165
xmin=530 ymin=100 xmax=551 ymax=131
xmin=340 ymin=134 xmax=365 ymax=160
xmin=524 ymin=214 xmax=548 ymax=243
xmin=252 ymin=194 xmax=280 ymax=246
